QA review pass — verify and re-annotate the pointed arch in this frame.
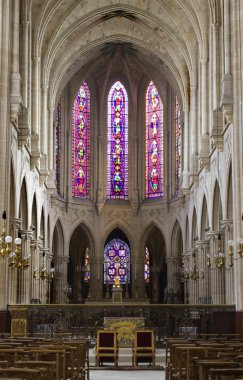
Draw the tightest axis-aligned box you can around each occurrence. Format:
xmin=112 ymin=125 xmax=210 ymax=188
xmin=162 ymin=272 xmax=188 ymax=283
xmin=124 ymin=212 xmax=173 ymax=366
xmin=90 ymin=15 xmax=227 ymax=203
xmin=192 ymin=207 xmax=198 ymax=245
xmin=31 ymin=193 xmax=38 ymax=240
xmin=72 ymin=81 xmax=91 ymax=198
xmin=145 ymin=81 xmax=164 ymax=198
xmin=212 ymin=180 xmax=222 ymax=230
xmin=226 ymin=163 xmax=233 ymax=219
xmin=19 ymin=177 xmax=28 ymax=230
xmin=107 ymin=80 xmax=128 ymax=199
xmin=10 ymin=159 xmax=16 ymax=219
xmin=200 ymin=195 xmax=209 ymax=239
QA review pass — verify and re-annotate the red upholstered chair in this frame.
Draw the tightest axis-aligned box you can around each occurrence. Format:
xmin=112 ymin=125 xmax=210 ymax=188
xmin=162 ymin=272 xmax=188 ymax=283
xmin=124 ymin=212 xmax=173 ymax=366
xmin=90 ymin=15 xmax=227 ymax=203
xmin=132 ymin=329 xmax=155 ymax=366
xmin=95 ymin=330 xmax=118 ymax=367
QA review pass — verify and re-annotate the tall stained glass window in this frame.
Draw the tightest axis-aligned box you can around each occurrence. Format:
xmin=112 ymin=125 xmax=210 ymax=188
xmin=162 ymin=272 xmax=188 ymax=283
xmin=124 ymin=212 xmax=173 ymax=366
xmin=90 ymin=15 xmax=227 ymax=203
xmin=56 ymin=100 xmax=61 ymax=194
xmin=104 ymin=239 xmax=130 ymax=284
xmin=144 ymin=247 xmax=150 ymax=283
xmin=83 ymin=248 xmax=90 ymax=282
xmin=175 ymin=95 xmax=181 ymax=195
xmin=107 ymin=81 xmax=128 ymax=199
xmin=72 ymin=81 xmax=90 ymax=197
xmin=145 ymin=81 xmax=163 ymax=198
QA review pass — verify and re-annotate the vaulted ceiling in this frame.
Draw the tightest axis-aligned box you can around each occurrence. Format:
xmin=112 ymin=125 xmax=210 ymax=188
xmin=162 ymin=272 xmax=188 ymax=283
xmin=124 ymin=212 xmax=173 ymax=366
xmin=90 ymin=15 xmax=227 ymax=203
xmin=28 ymin=0 xmax=216 ymax=104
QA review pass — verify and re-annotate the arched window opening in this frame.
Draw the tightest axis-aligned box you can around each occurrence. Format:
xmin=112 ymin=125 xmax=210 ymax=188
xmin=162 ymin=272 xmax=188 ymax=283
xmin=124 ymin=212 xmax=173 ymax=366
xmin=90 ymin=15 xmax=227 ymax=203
xmin=104 ymin=238 xmax=130 ymax=285
xmin=145 ymin=247 xmax=150 ymax=283
xmin=72 ymin=81 xmax=91 ymax=197
xmin=175 ymin=95 xmax=181 ymax=195
xmin=145 ymin=81 xmax=164 ymax=198
xmin=107 ymin=81 xmax=128 ymax=199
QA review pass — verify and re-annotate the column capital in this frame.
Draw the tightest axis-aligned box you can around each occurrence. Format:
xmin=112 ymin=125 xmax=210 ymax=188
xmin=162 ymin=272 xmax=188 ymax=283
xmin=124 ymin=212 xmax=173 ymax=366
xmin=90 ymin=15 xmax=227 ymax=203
xmin=20 ymin=229 xmax=33 ymax=240
xmin=10 ymin=218 xmax=22 ymax=230
xmin=220 ymin=219 xmax=233 ymax=231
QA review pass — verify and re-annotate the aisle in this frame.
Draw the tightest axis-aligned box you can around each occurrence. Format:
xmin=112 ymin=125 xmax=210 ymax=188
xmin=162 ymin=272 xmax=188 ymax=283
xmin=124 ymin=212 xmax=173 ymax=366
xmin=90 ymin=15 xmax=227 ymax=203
xmin=90 ymin=370 xmax=165 ymax=380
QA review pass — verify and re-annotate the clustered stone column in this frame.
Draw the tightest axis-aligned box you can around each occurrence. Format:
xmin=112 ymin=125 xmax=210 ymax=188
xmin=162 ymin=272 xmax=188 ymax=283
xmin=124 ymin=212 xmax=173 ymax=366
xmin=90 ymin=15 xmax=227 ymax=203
xmin=197 ymin=240 xmax=210 ymax=302
xmin=19 ymin=230 xmax=33 ymax=304
xmin=8 ymin=218 xmax=22 ymax=304
xmin=221 ymin=219 xmax=234 ymax=305
xmin=207 ymin=231 xmax=225 ymax=304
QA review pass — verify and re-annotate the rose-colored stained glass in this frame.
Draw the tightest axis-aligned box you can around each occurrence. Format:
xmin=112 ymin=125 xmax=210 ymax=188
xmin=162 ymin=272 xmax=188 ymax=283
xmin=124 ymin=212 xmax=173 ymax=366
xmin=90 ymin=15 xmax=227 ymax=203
xmin=107 ymin=81 xmax=128 ymax=199
xmin=175 ymin=95 xmax=181 ymax=195
xmin=104 ymin=238 xmax=130 ymax=284
xmin=145 ymin=81 xmax=163 ymax=198
xmin=72 ymin=82 xmax=90 ymax=197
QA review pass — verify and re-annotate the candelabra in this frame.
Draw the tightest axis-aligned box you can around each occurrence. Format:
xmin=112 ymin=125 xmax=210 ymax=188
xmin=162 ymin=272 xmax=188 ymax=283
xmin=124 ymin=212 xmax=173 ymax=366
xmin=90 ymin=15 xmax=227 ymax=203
xmin=0 ymin=211 xmax=30 ymax=269
xmin=207 ymin=234 xmax=233 ymax=270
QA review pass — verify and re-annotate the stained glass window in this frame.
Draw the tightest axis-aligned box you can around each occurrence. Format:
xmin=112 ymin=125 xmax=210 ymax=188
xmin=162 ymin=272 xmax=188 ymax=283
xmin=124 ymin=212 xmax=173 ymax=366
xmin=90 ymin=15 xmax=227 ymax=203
xmin=55 ymin=100 xmax=61 ymax=194
xmin=145 ymin=247 xmax=150 ymax=283
xmin=72 ymin=81 xmax=90 ymax=197
xmin=175 ymin=95 xmax=181 ymax=195
xmin=145 ymin=81 xmax=164 ymax=198
xmin=83 ymin=248 xmax=90 ymax=282
xmin=104 ymin=238 xmax=130 ymax=284
xmin=107 ymin=81 xmax=128 ymax=199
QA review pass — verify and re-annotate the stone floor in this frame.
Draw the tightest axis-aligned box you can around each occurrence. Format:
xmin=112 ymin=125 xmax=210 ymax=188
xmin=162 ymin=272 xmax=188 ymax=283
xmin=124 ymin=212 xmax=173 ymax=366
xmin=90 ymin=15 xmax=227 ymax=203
xmin=89 ymin=347 xmax=166 ymax=379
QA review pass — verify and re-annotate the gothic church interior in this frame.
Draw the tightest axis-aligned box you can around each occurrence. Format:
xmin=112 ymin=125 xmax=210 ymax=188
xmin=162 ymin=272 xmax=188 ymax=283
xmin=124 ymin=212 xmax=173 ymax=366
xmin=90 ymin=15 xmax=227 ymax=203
xmin=0 ymin=0 xmax=243 ymax=336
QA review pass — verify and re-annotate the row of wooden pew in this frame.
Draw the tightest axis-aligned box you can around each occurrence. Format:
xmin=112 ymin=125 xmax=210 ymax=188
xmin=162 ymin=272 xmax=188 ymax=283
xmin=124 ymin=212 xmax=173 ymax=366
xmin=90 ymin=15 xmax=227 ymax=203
xmin=165 ymin=335 xmax=243 ymax=380
xmin=0 ymin=336 xmax=89 ymax=380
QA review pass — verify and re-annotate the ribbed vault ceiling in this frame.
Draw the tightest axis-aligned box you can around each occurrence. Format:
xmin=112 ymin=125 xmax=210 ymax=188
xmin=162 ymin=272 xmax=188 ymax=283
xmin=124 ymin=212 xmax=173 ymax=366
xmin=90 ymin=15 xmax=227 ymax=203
xmin=29 ymin=0 xmax=212 ymax=104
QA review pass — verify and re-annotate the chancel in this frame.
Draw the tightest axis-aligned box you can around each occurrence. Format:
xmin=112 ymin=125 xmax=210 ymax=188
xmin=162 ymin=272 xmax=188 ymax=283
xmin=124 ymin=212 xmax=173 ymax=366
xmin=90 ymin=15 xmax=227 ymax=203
xmin=0 ymin=1 xmax=243 ymax=379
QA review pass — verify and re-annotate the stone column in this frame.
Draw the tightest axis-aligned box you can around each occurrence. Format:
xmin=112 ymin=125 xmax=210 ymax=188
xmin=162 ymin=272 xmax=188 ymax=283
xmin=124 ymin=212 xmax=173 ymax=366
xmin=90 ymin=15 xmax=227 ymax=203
xmin=130 ymin=135 xmax=139 ymax=211
xmin=212 ymin=23 xmax=220 ymax=109
xmin=96 ymin=136 xmax=104 ymax=214
xmin=48 ymin=105 xmax=54 ymax=170
xmin=199 ymin=59 xmax=210 ymax=170
xmin=0 ymin=1 xmax=11 ymax=311
xmin=19 ymin=230 xmax=33 ymax=304
xmin=20 ymin=19 xmax=29 ymax=108
xmin=182 ymin=104 xmax=190 ymax=192
xmin=10 ymin=0 xmax=22 ymax=121
xmin=190 ymin=86 xmax=198 ymax=180
xmin=30 ymin=239 xmax=40 ymax=301
xmin=207 ymin=231 xmax=225 ymax=304
xmin=8 ymin=218 xmax=22 ymax=304
xmin=221 ymin=219 xmax=234 ymax=304
xmin=197 ymin=240 xmax=210 ymax=301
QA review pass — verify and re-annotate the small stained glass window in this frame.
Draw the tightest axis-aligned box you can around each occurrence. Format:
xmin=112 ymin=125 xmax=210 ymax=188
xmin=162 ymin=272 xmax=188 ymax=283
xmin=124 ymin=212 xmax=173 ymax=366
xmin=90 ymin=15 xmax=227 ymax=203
xmin=83 ymin=248 xmax=90 ymax=282
xmin=104 ymin=238 xmax=130 ymax=284
xmin=145 ymin=247 xmax=150 ymax=283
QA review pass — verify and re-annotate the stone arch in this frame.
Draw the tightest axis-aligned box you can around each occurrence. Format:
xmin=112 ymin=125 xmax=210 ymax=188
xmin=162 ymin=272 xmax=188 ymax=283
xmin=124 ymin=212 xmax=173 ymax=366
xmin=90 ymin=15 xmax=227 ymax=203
xmin=191 ymin=207 xmax=198 ymax=246
xmin=52 ymin=219 xmax=65 ymax=303
xmin=139 ymin=223 xmax=166 ymax=303
xmin=200 ymin=195 xmax=209 ymax=240
xmin=10 ymin=159 xmax=16 ymax=219
xmin=212 ymin=180 xmax=222 ymax=230
xmin=226 ymin=162 xmax=233 ymax=219
xmin=31 ymin=193 xmax=38 ymax=240
xmin=170 ymin=220 xmax=184 ymax=303
xmin=18 ymin=177 xmax=28 ymax=230
xmin=68 ymin=222 xmax=95 ymax=303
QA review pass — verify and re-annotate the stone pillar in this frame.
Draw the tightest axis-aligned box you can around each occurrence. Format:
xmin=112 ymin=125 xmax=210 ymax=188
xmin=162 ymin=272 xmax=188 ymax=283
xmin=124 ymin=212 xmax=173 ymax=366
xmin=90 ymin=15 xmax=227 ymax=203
xmin=30 ymin=239 xmax=40 ymax=301
xmin=41 ymin=85 xmax=48 ymax=156
xmin=197 ymin=240 xmax=210 ymax=301
xmin=19 ymin=230 xmax=33 ymax=304
xmin=221 ymin=219 xmax=234 ymax=304
xmin=190 ymin=86 xmax=198 ymax=180
xmin=207 ymin=231 xmax=225 ymax=304
xmin=8 ymin=218 xmax=22 ymax=304
xmin=10 ymin=0 xmax=22 ymax=121
xmin=199 ymin=59 xmax=210 ymax=170
xmin=130 ymin=135 xmax=139 ymax=211
xmin=96 ymin=136 xmax=104 ymax=214
xmin=0 ymin=1 xmax=11 ymax=311
xmin=212 ymin=23 xmax=220 ymax=109
xmin=20 ymin=19 xmax=29 ymax=108
xmin=182 ymin=105 xmax=190 ymax=192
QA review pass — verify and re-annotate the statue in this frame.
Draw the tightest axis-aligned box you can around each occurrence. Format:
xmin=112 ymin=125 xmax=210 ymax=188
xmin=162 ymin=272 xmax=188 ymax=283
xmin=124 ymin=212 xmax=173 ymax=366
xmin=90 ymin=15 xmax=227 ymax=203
xmin=113 ymin=275 xmax=121 ymax=288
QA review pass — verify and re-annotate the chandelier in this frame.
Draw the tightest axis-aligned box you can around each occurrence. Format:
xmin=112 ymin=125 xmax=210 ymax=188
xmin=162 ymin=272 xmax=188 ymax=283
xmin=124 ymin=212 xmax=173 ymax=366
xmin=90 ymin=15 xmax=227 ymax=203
xmin=0 ymin=211 xmax=30 ymax=269
xmin=33 ymin=252 xmax=55 ymax=281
